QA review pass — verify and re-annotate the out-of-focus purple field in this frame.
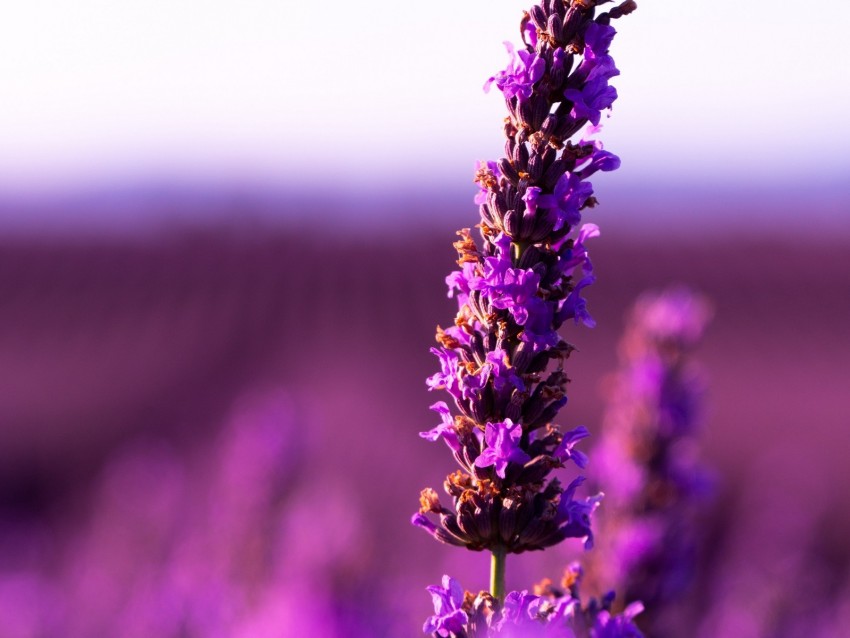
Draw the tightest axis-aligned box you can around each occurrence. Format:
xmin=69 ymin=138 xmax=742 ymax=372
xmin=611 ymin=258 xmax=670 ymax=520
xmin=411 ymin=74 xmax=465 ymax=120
xmin=0 ymin=193 xmax=848 ymax=637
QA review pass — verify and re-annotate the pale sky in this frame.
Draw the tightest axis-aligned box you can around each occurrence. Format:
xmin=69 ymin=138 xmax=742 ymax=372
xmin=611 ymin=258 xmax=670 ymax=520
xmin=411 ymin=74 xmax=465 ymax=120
xmin=0 ymin=0 xmax=847 ymax=195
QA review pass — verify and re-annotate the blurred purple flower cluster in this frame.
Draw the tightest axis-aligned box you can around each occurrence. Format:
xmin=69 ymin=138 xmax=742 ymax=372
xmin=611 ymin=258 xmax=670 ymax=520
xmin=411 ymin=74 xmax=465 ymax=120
xmin=583 ymin=288 xmax=713 ymax=636
xmin=424 ymin=567 xmax=644 ymax=638
xmin=0 ymin=389 xmax=367 ymax=637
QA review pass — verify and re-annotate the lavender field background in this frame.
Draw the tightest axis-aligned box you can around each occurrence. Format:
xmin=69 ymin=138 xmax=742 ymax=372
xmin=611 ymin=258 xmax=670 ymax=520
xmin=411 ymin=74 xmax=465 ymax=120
xmin=0 ymin=188 xmax=848 ymax=636
xmin=2 ymin=0 xmax=850 ymax=635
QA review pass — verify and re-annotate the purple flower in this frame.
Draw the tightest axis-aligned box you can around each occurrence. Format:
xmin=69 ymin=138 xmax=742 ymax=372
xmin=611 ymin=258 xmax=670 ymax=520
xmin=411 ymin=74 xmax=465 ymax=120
xmin=485 ymin=265 xmax=541 ymax=326
xmin=522 ymin=186 xmax=543 ymax=217
xmin=585 ymin=22 xmax=617 ymax=57
xmin=485 ymin=42 xmax=546 ymax=101
xmin=637 ymin=287 xmax=713 ymax=347
xmin=554 ymin=425 xmax=590 ymax=469
xmin=577 ymin=145 xmax=621 ymax=179
xmin=427 ymin=347 xmax=463 ymax=402
xmin=557 ymin=223 xmax=599 ymax=275
xmin=420 ymin=402 xmax=461 ymax=453
xmin=494 ymin=589 xmax=545 ymax=631
xmin=423 ymin=576 xmax=468 ymax=636
xmin=475 ymin=160 xmax=502 ymax=205
xmin=584 ymin=22 xmax=617 ymax=56
xmin=463 ymin=363 xmax=491 ymax=402
xmin=485 ymin=586 xmax=645 ymax=637
xmin=593 ymin=602 xmax=645 ymax=638
xmin=442 ymin=324 xmax=474 ymax=348
xmin=558 ymin=275 xmax=596 ymax=328
xmin=474 ymin=420 xmax=531 ymax=478
xmin=518 ymin=297 xmax=559 ymax=351
xmin=465 ymin=234 xmax=546 ymax=328
xmin=446 ymin=261 xmax=478 ymax=307
xmin=565 ymin=78 xmax=618 ymax=127
xmin=581 ymin=23 xmax=620 ymax=83
xmin=537 ymin=172 xmax=594 ymax=231
xmin=556 ymin=477 xmax=601 ymax=549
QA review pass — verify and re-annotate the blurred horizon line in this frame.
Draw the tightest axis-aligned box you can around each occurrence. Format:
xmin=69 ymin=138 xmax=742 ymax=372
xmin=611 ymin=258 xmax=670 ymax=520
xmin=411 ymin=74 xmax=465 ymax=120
xmin=0 ymin=174 xmax=847 ymax=240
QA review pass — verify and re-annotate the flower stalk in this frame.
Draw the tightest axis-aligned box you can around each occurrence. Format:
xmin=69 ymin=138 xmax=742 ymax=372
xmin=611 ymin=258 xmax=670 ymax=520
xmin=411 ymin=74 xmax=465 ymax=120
xmin=490 ymin=548 xmax=506 ymax=603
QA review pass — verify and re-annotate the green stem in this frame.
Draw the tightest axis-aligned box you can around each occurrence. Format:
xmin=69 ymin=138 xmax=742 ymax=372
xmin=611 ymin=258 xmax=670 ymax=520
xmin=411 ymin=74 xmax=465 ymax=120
xmin=511 ymin=241 xmax=527 ymax=263
xmin=490 ymin=547 xmax=506 ymax=602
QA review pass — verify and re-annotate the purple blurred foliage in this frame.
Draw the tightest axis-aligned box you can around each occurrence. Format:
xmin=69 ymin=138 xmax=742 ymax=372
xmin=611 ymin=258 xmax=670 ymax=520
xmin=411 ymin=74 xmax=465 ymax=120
xmin=582 ymin=287 xmax=713 ymax=636
xmin=695 ymin=443 xmax=850 ymax=638
xmin=0 ymin=389 xmax=366 ymax=637
xmin=0 ymin=196 xmax=848 ymax=634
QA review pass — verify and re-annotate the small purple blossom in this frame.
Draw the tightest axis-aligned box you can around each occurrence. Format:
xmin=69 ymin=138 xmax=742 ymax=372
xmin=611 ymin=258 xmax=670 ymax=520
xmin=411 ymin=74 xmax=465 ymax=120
xmin=581 ymin=23 xmax=620 ymax=83
xmin=485 ymin=42 xmax=546 ymax=101
xmin=554 ymin=426 xmax=590 ymax=468
xmin=577 ymin=145 xmax=622 ymax=179
xmin=556 ymin=223 xmax=599 ymax=274
xmin=421 ymin=576 xmax=645 ymax=637
xmin=424 ymin=576 xmax=468 ymax=637
xmin=585 ymin=22 xmax=617 ymax=57
xmin=522 ymin=186 xmax=543 ymax=218
xmin=556 ymin=476 xmax=601 ymax=549
xmin=427 ymin=347 xmax=462 ymax=401
xmin=558 ymin=275 xmax=596 ymax=328
xmin=461 ymin=361 xmax=491 ymax=405
xmin=474 ymin=419 xmax=531 ymax=479
xmin=593 ymin=603 xmax=645 ymax=638
xmin=536 ymin=172 xmax=594 ymax=231
xmin=495 ymin=589 xmax=544 ymax=630
xmin=518 ymin=297 xmax=559 ymax=351
xmin=420 ymin=402 xmax=461 ymax=453
xmin=452 ymin=233 xmax=553 ymax=331
xmin=480 ymin=261 xmax=541 ymax=326
xmin=447 ymin=262 xmax=478 ymax=307
xmin=485 ymin=348 xmax=525 ymax=395
xmin=565 ymin=79 xmax=618 ymax=127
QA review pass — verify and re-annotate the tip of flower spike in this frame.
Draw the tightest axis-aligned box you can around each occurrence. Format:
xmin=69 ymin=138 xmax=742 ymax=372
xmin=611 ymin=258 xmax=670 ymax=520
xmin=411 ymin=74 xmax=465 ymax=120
xmin=634 ymin=287 xmax=713 ymax=345
xmin=609 ymin=0 xmax=638 ymax=20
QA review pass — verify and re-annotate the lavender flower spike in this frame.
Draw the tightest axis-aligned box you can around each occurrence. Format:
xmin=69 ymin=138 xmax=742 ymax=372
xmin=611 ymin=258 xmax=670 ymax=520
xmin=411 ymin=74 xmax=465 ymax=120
xmin=586 ymin=287 xmax=713 ymax=636
xmin=412 ymin=0 xmax=640 ymax=631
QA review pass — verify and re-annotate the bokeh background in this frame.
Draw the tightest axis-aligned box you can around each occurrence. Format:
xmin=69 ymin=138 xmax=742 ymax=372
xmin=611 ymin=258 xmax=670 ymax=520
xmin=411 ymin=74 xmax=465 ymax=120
xmin=0 ymin=1 xmax=848 ymax=636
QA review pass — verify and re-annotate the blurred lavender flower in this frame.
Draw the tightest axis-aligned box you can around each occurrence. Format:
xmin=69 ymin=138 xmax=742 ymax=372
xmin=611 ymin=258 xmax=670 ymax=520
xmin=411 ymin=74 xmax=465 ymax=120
xmin=586 ymin=287 xmax=713 ymax=635
xmin=413 ymin=0 xmax=641 ymax=635
xmin=695 ymin=445 xmax=840 ymax=638
xmin=423 ymin=564 xmax=644 ymax=637
xmin=0 ymin=387 xmax=362 ymax=638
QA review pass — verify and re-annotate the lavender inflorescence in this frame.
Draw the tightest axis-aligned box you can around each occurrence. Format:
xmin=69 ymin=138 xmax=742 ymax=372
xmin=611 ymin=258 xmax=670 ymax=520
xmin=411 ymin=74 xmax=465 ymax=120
xmin=412 ymin=0 xmax=641 ymax=635
xmin=587 ymin=288 xmax=713 ymax=634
